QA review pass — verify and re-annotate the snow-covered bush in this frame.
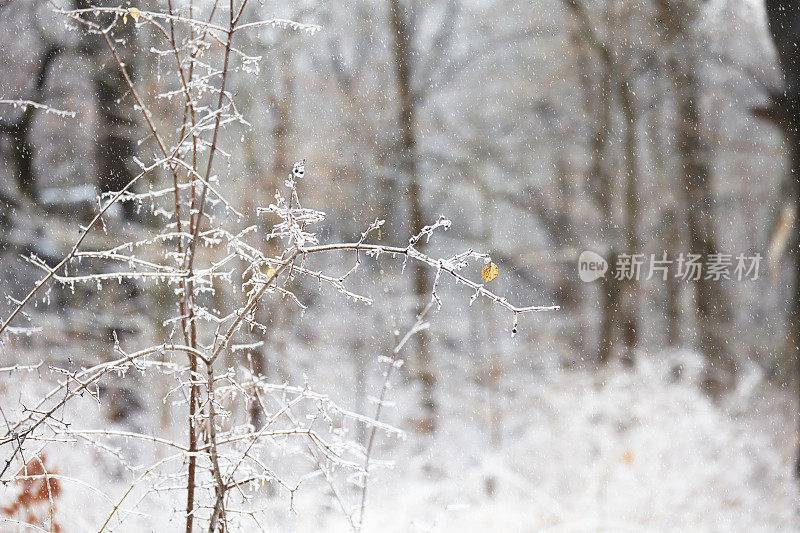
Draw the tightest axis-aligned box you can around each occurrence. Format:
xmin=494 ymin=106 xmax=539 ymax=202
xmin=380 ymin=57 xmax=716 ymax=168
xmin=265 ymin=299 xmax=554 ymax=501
xmin=0 ymin=2 xmax=555 ymax=531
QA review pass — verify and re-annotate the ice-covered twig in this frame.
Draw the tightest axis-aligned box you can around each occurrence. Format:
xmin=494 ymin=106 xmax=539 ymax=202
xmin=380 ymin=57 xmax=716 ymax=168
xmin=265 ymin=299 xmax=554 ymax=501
xmin=0 ymin=99 xmax=76 ymax=118
xmin=0 ymin=361 xmax=44 ymax=374
xmin=0 ymin=344 xmax=208 ymax=450
xmin=356 ymin=301 xmax=433 ymax=531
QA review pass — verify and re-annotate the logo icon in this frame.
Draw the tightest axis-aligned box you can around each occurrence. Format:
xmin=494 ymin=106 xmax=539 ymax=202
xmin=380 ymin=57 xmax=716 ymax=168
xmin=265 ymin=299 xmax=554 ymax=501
xmin=578 ymin=250 xmax=608 ymax=282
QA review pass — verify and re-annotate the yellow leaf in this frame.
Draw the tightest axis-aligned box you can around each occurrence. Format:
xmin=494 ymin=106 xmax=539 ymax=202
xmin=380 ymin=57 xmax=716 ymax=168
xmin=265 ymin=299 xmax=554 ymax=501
xmin=129 ymin=7 xmax=140 ymax=21
xmin=266 ymin=267 xmax=276 ymax=278
xmin=481 ymin=263 xmax=498 ymax=282
xmin=622 ymin=449 xmax=635 ymax=464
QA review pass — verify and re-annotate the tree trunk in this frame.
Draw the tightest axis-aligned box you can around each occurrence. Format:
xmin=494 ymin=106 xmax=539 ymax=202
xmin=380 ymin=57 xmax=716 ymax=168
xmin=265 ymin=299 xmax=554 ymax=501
xmin=565 ymin=0 xmax=632 ymax=364
xmin=0 ymin=44 xmax=62 ymax=202
xmin=791 ymin=143 xmax=800 ymax=477
xmin=647 ymin=70 xmax=682 ymax=347
xmin=762 ymin=0 xmax=800 ymax=478
xmin=619 ymin=80 xmax=640 ymax=365
xmin=664 ymin=208 xmax=682 ymax=346
xmin=388 ymin=0 xmax=435 ymax=432
xmin=668 ymin=56 xmax=735 ymax=395
xmin=75 ymin=0 xmax=138 ymax=220
xmin=655 ymin=0 xmax=735 ymax=395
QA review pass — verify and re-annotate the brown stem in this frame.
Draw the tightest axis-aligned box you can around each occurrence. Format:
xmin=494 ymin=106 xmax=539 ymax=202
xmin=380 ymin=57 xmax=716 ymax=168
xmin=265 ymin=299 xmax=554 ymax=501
xmin=186 ymin=0 xmax=236 ymax=274
xmin=206 ymin=362 xmax=227 ymax=532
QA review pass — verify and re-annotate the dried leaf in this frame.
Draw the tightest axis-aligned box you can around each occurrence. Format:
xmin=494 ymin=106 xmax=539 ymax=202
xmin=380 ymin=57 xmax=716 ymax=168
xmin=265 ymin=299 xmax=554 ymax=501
xmin=622 ymin=449 xmax=635 ymax=464
xmin=481 ymin=263 xmax=498 ymax=282
xmin=129 ymin=7 xmax=140 ymax=21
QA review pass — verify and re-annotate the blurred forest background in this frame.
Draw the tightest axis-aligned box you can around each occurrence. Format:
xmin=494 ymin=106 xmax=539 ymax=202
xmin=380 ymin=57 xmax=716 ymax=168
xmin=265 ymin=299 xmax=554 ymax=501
xmin=1 ymin=0 xmax=800 ymax=530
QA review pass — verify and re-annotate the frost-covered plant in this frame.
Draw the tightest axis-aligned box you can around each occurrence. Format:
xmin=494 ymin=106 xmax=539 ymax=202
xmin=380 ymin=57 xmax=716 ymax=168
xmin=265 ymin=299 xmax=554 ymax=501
xmin=0 ymin=1 xmax=556 ymax=531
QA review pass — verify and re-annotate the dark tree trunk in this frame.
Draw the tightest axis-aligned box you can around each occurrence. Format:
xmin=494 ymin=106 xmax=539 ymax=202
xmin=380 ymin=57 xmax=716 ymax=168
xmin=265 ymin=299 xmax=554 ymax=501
xmin=388 ymin=0 xmax=435 ymax=432
xmin=0 ymin=44 xmax=62 ymax=202
xmin=565 ymin=0 xmax=639 ymax=364
xmin=668 ymin=56 xmax=735 ymax=396
xmin=645 ymin=65 xmax=683 ymax=347
xmin=75 ymin=0 xmax=138 ymax=220
xmin=792 ymin=145 xmax=800 ymax=477
xmin=586 ymin=47 xmax=621 ymax=365
xmin=763 ymin=0 xmax=800 ymax=477
xmin=654 ymin=0 xmax=735 ymax=396
xmin=664 ymin=209 xmax=682 ymax=346
xmin=619 ymin=80 xmax=640 ymax=365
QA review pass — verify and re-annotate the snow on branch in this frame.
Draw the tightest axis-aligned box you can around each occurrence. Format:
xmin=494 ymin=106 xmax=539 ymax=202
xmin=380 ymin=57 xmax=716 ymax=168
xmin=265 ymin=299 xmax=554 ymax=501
xmin=0 ymin=99 xmax=76 ymax=118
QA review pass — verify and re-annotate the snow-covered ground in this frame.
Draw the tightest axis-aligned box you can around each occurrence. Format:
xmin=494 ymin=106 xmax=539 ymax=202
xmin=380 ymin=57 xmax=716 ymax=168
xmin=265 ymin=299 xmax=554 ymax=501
xmin=331 ymin=351 xmax=798 ymax=532
xmin=5 ymin=347 xmax=793 ymax=531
